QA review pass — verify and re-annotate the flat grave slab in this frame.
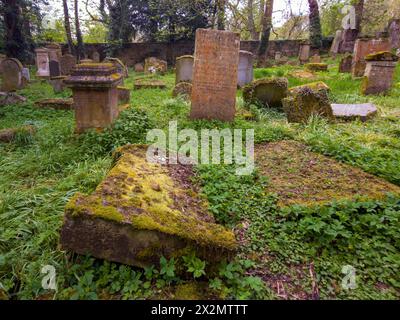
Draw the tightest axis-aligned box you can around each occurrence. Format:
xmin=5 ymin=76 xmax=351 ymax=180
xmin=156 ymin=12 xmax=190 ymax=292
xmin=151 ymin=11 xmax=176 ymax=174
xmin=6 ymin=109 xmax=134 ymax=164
xmin=331 ymin=103 xmax=378 ymax=122
xmin=35 ymin=98 xmax=74 ymax=110
xmin=60 ymin=145 xmax=237 ymax=268
xmin=134 ymin=79 xmax=167 ymax=90
xmin=256 ymin=141 xmax=400 ymax=207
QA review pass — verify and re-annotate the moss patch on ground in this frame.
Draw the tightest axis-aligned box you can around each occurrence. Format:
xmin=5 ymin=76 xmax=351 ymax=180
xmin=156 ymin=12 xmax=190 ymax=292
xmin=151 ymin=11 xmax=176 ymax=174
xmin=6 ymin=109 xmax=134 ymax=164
xmin=255 ymin=140 xmax=400 ymax=207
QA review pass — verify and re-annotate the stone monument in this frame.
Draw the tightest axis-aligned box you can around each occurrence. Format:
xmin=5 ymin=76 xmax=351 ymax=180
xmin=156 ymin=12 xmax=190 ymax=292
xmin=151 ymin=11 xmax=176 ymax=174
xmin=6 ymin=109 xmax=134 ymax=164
xmin=237 ymin=51 xmax=254 ymax=88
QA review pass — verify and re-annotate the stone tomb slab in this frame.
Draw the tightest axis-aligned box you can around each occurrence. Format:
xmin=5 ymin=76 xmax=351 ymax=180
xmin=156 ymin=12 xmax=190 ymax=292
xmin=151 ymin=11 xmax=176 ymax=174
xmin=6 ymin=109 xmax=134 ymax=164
xmin=331 ymin=103 xmax=378 ymax=122
xmin=190 ymin=29 xmax=240 ymax=122
xmin=256 ymin=140 xmax=400 ymax=207
xmin=60 ymin=145 xmax=237 ymax=267
xmin=134 ymin=79 xmax=167 ymax=90
xmin=35 ymin=98 xmax=74 ymax=110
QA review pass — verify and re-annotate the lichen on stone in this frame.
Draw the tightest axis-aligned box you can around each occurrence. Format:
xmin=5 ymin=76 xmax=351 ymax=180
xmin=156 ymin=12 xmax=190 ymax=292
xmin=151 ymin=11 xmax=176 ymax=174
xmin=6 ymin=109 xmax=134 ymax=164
xmin=243 ymin=77 xmax=289 ymax=109
xmin=305 ymin=63 xmax=328 ymax=72
xmin=365 ymin=51 xmax=399 ymax=61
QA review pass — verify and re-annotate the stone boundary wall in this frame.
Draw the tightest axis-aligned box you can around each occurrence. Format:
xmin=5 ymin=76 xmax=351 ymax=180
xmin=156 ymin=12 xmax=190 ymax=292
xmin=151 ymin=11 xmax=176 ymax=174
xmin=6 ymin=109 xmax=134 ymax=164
xmin=58 ymin=38 xmax=332 ymax=67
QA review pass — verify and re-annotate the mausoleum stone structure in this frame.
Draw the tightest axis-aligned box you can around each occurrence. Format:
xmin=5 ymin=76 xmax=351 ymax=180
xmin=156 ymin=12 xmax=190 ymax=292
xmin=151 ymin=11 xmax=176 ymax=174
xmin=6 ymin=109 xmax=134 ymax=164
xmin=65 ymin=63 xmax=122 ymax=133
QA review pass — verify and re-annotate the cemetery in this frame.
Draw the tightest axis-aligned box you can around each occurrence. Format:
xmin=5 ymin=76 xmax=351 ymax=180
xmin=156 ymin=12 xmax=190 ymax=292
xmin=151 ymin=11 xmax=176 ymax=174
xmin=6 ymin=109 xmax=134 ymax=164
xmin=0 ymin=0 xmax=400 ymax=302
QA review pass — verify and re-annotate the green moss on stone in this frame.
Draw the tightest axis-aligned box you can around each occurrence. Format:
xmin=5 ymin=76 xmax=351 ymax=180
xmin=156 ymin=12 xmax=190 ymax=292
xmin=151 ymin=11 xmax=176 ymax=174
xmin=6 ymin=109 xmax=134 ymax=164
xmin=305 ymin=63 xmax=328 ymax=72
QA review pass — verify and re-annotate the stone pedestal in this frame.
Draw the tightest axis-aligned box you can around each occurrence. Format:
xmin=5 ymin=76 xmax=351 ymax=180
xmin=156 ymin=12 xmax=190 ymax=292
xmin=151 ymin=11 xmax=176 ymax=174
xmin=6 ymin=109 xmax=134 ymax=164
xmin=237 ymin=51 xmax=254 ymax=88
xmin=361 ymin=52 xmax=399 ymax=95
xmin=35 ymin=48 xmax=50 ymax=78
xmin=190 ymin=29 xmax=240 ymax=122
xmin=175 ymin=55 xmax=194 ymax=84
xmin=352 ymin=38 xmax=391 ymax=77
xmin=65 ymin=63 xmax=122 ymax=133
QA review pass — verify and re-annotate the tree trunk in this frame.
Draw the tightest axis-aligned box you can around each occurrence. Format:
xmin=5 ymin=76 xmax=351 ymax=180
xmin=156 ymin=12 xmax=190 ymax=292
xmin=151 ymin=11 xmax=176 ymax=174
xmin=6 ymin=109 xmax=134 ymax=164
xmin=247 ymin=0 xmax=259 ymax=40
xmin=217 ymin=0 xmax=226 ymax=30
xmin=74 ymin=0 xmax=85 ymax=61
xmin=257 ymin=0 xmax=273 ymax=63
xmin=308 ymin=0 xmax=322 ymax=48
xmin=63 ymin=0 xmax=75 ymax=55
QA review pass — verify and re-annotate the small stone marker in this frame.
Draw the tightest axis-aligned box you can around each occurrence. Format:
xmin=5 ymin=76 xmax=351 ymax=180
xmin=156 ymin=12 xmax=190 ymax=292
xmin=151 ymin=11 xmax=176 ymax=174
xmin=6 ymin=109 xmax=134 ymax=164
xmin=0 ymin=92 xmax=26 ymax=107
xmin=172 ymin=81 xmax=192 ymax=99
xmin=237 ymin=51 xmax=254 ymax=87
xmin=144 ymin=57 xmax=168 ymax=75
xmin=64 ymin=63 xmax=122 ymax=133
xmin=275 ymin=51 xmax=282 ymax=61
xmin=190 ymin=29 xmax=240 ymax=122
xmin=298 ymin=42 xmax=311 ymax=64
xmin=0 ymin=58 xmax=23 ymax=92
xmin=49 ymin=60 xmax=61 ymax=78
xmin=331 ymin=103 xmax=378 ymax=122
xmin=0 ymin=125 xmax=35 ymax=143
xmin=134 ymin=63 xmax=144 ymax=73
xmin=361 ymin=51 xmax=399 ymax=95
xmin=92 ymin=51 xmax=100 ymax=63
xmin=310 ymin=54 xmax=321 ymax=63
xmin=35 ymin=48 xmax=50 ymax=78
xmin=352 ymin=38 xmax=391 ymax=77
xmin=60 ymin=54 xmax=76 ymax=76
xmin=339 ymin=54 xmax=353 ymax=73
xmin=175 ymin=55 xmax=194 ymax=84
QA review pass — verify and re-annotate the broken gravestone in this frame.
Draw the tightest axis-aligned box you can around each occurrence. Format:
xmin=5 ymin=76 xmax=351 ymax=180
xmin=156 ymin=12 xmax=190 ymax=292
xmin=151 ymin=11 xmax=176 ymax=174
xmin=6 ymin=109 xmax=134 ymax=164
xmin=60 ymin=144 xmax=237 ymax=267
xmin=0 ymin=92 xmax=26 ymax=107
xmin=190 ymin=29 xmax=240 ymax=122
xmin=0 ymin=125 xmax=36 ymax=143
xmin=64 ymin=63 xmax=122 ymax=133
xmin=331 ymin=103 xmax=378 ymax=122
xmin=283 ymin=82 xmax=334 ymax=123
xmin=243 ymin=77 xmax=288 ymax=109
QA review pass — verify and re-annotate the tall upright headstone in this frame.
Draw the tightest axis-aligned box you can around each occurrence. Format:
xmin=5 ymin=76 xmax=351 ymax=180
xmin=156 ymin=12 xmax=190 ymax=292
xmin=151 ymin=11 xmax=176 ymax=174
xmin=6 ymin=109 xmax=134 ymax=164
xmin=352 ymin=37 xmax=391 ymax=77
xmin=0 ymin=58 xmax=24 ymax=92
xmin=35 ymin=48 xmax=50 ymax=78
xmin=298 ymin=43 xmax=311 ymax=64
xmin=388 ymin=19 xmax=400 ymax=49
xmin=46 ymin=43 xmax=62 ymax=62
xmin=237 ymin=51 xmax=254 ymax=87
xmin=60 ymin=54 xmax=76 ymax=76
xmin=190 ymin=29 xmax=240 ymax=122
xmin=175 ymin=55 xmax=194 ymax=84
xmin=64 ymin=63 xmax=122 ymax=133
xmin=49 ymin=60 xmax=61 ymax=78
xmin=330 ymin=30 xmax=343 ymax=56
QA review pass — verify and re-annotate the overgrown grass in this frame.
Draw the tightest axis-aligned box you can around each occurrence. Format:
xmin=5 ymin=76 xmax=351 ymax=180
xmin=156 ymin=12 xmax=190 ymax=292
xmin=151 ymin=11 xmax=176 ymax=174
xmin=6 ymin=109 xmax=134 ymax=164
xmin=1 ymin=58 xmax=399 ymax=300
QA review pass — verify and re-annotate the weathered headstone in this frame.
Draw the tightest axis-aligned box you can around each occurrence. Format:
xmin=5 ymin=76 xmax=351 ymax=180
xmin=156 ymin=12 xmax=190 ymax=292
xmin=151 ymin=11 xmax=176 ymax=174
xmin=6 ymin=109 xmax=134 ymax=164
xmin=60 ymin=54 xmax=76 ymax=76
xmin=330 ymin=30 xmax=343 ymax=56
xmin=92 ymin=51 xmax=100 ymax=63
xmin=331 ymin=103 xmax=377 ymax=122
xmin=173 ymin=81 xmax=192 ymax=99
xmin=117 ymin=86 xmax=130 ymax=104
xmin=49 ymin=60 xmax=61 ymax=78
xmin=310 ymin=54 xmax=321 ymax=63
xmin=190 ymin=29 xmax=240 ymax=122
xmin=298 ymin=43 xmax=311 ymax=64
xmin=134 ymin=63 xmax=144 ymax=73
xmin=275 ymin=51 xmax=282 ymax=61
xmin=64 ymin=63 xmax=122 ymax=133
xmin=243 ymin=77 xmax=288 ymax=109
xmin=339 ymin=29 xmax=359 ymax=53
xmin=49 ymin=76 xmax=67 ymax=93
xmin=0 ymin=58 xmax=23 ymax=92
xmin=339 ymin=54 xmax=353 ymax=73
xmin=352 ymin=37 xmax=391 ymax=77
xmin=35 ymin=48 xmax=50 ymax=78
xmin=388 ymin=19 xmax=400 ymax=49
xmin=175 ymin=55 xmax=194 ymax=84
xmin=237 ymin=51 xmax=254 ymax=88
xmin=305 ymin=63 xmax=328 ymax=72
xmin=361 ymin=51 xmax=399 ymax=95
xmin=0 ymin=92 xmax=26 ymax=107
xmin=21 ymin=68 xmax=30 ymax=87
xmin=46 ymin=43 xmax=62 ymax=62
xmin=144 ymin=57 xmax=168 ymax=75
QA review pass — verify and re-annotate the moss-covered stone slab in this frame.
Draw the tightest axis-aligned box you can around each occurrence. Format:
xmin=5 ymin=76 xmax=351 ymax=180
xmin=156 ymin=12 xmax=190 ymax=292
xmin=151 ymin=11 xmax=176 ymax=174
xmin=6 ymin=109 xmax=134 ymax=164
xmin=331 ymin=103 xmax=378 ymax=122
xmin=288 ymin=70 xmax=316 ymax=80
xmin=172 ymin=81 xmax=192 ymax=99
xmin=0 ymin=92 xmax=26 ymax=107
xmin=60 ymin=145 xmax=237 ymax=268
xmin=256 ymin=140 xmax=400 ymax=207
xmin=134 ymin=79 xmax=167 ymax=90
xmin=243 ymin=77 xmax=288 ymax=109
xmin=0 ymin=125 xmax=36 ymax=143
xmin=35 ymin=98 xmax=74 ymax=110
xmin=305 ymin=63 xmax=328 ymax=72
xmin=283 ymin=82 xmax=334 ymax=123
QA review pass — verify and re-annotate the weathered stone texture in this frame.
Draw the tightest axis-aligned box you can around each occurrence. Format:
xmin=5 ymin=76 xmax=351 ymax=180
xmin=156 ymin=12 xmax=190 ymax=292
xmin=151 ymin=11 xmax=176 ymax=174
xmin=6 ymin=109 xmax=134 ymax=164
xmin=60 ymin=54 xmax=76 ymax=76
xmin=175 ymin=55 xmax=194 ymax=84
xmin=0 ymin=58 xmax=23 ymax=92
xmin=243 ymin=77 xmax=288 ymax=109
xmin=237 ymin=51 xmax=254 ymax=87
xmin=339 ymin=54 xmax=353 ymax=73
xmin=190 ymin=29 xmax=240 ymax=122
xmin=331 ymin=103 xmax=378 ymax=121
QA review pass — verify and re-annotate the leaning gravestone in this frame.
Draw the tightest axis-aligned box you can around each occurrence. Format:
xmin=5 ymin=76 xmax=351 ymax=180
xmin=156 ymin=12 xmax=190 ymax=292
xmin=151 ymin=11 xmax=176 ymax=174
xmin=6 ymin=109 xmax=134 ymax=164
xmin=175 ymin=55 xmax=194 ymax=84
xmin=60 ymin=54 xmax=76 ymax=76
xmin=35 ymin=48 xmax=50 ymax=78
xmin=190 ymin=29 xmax=240 ymax=122
xmin=49 ymin=60 xmax=61 ymax=78
xmin=352 ymin=37 xmax=391 ymax=77
xmin=361 ymin=51 xmax=399 ymax=95
xmin=331 ymin=103 xmax=377 ymax=122
xmin=1 ymin=58 xmax=23 ymax=92
xmin=144 ymin=57 xmax=168 ymax=75
xmin=237 ymin=51 xmax=254 ymax=88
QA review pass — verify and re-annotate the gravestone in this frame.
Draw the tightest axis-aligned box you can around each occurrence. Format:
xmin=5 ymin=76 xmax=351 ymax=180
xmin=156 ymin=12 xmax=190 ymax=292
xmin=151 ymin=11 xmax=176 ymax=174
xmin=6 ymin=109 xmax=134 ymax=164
xmin=134 ymin=63 xmax=144 ymax=73
xmin=330 ymin=30 xmax=343 ymax=56
xmin=173 ymin=81 xmax=192 ymax=99
xmin=134 ymin=79 xmax=167 ymax=90
xmin=310 ymin=54 xmax=321 ymax=63
xmin=339 ymin=29 xmax=359 ymax=53
xmin=35 ymin=48 xmax=50 ymax=78
xmin=0 ymin=92 xmax=26 ymax=107
xmin=175 ymin=55 xmax=194 ymax=84
xmin=92 ymin=51 xmax=100 ymax=63
xmin=190 ymin=29 xmax=240 ymax=122
xmin=0 ymin=54 xmax=5 ymax=73
xmin=298 ymin=43 xmax=311 ymax=64
xmin=237 ymin=51 xmax=254 ymax=88
xmin=352 ymin=38 xmax=391 ymax=77
xmin=388 ymin=19 xmax=400 ymax=49
xmin=331 ymin=103 xmax=377 ymax=121
xmin=339 ymin=54 xmax=353 ymax=73
xmin=80 ymin=59 xmax=93 ymax=63
xmin=21 ymin=68 xmax=30 ymax=87
xmin=36 ymin=98 xmax=74 ymax=110
xmin=49 ymin=76 xmax=67 ymax=93
xmin=361 ymin=51 xmax=399 ymax=95
xmin=275 ymin=51 xmax=282 ymax=61
xmin=0 ymin=58 xmax=23 ymax=92
xmin=243 ymin=77 xmax=288 ymax=109
xmin=117 ymin=86 xmax=130 ymax=104
xmin=144 ymin=57 xmax=168 ymax=75
xmin=104 ymin=57 xmax=129 ymax=78
xmin=49 ymin=60 xmax=61 ymax=78
xmin=60 ymin=54 xmax=76 ymax=76
xmin=46 ymin=43 xmax=62 ymax=62
xmin=64 ymin=63 xmax=122 ymax=133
